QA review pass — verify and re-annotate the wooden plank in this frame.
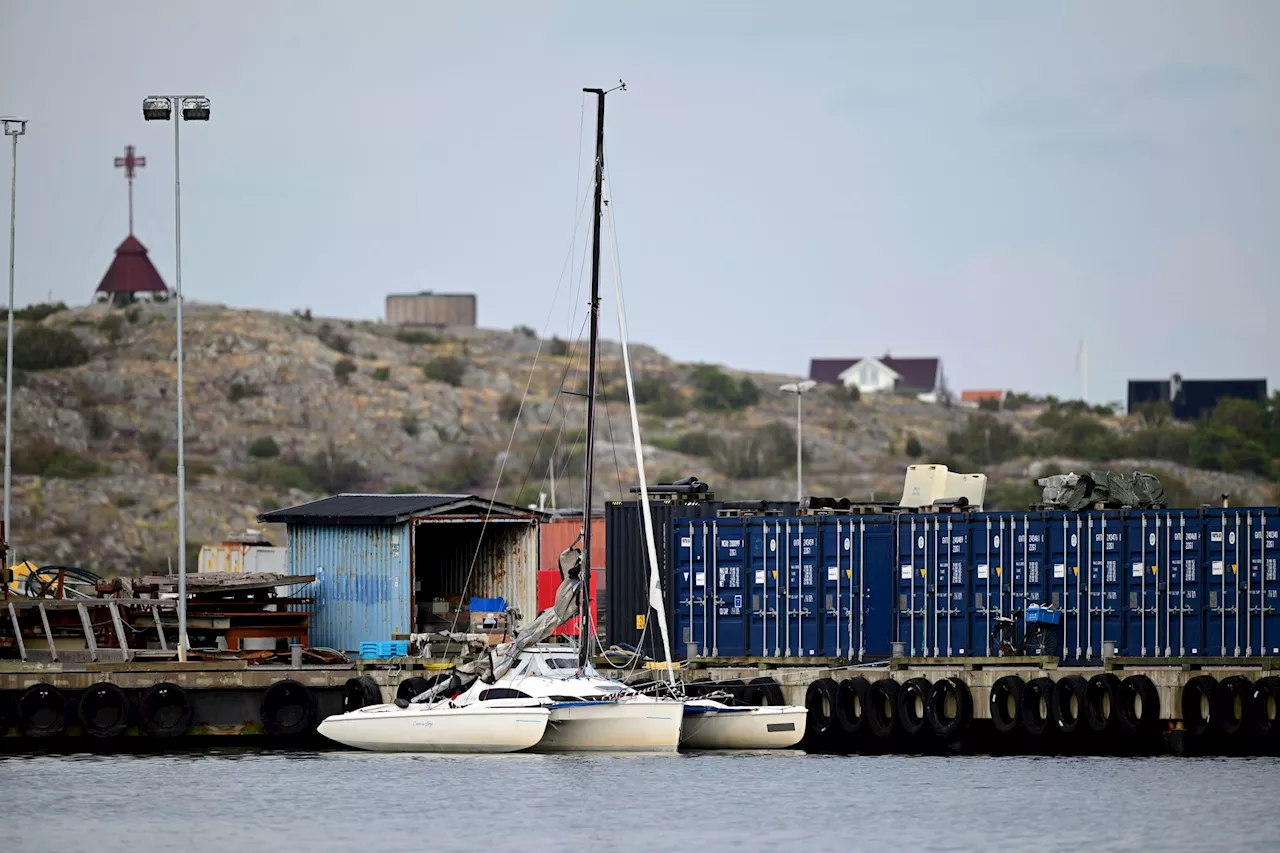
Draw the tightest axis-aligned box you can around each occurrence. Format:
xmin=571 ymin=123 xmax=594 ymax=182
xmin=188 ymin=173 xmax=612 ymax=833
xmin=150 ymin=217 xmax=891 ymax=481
xmin=108 ymin=601 xmax=129 ymax=662
xmin=7 ymin=601 xmax=26 ymax=661
xmin=77 ymin=602 xmax=98 ymax=662
xmin=38 ymin=602 xmax=58 ymax=663
xmin=151 ymin=604 xmax=169 ymax=651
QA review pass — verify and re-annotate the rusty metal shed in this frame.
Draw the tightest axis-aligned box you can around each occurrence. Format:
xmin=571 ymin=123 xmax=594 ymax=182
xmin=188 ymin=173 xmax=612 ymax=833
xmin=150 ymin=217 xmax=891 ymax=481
xmin=260 ymin=494 xmax=546 ymax=653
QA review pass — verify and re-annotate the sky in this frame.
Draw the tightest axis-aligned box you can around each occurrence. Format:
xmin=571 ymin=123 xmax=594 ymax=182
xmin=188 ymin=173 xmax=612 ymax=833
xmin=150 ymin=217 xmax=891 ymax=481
xmin=1 ymin=0 xmax=1277 ymax=405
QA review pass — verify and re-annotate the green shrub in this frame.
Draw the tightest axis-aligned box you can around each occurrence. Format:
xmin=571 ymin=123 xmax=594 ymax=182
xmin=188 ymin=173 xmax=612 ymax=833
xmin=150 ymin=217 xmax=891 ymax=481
xmin=423 ymin=356 xmax=466 ymax=386
xmin=710 ymin=423 xmax=796 ymax=479
xmin=395 ymin=329 xmax=440 ymax=346
xmin=139 ymin=430 xmax=164 ymax=460
xmin=156 ymin=454 xmax=217 ymax=480
xmin=85 ymin=407 xmax=111 ymax=440
xmin=249 ymin=436 xmax=281 ymax=459
xmin=239 ymin=461 xmax=316 ymax=493
xmin=125 ymin=307 xmax=141 ymax=324
xmin=334 ymin=359 xmax=357 ymax=384
xmin=653 ymin=430 xmax=717 ymax=457
xmin=13 ymin=302 xmax=67 ymax=323
xmin=429 ymin=447 xmax=492 ymax=493
xmin=548 ymin=337 xmax=570 ymax=357
xmin=13 ymin=440 xmax=107 ymax=478
xmin=691 ymin=365 xmax=758 ymax=412
xmin=977 ymin=398 xmax=1001 ymax=412
xmin=402 ymin=413 xmax=421 ymax=437
xmin=1189 ymin=424 xmax=1271 ymax=477
xmin=228 ymin=382 xmax=248 ymax=402
xmin=388 ymin=483 xmax=422 ymax=495
xmin=5 ymin=326 xmax=89 ymax=371
xmin=373 ymin=366 xmax=391 ymax=381
xmin=946 ymin=414 xmax=1023 ymax=466
xmin=97 ymin=313 xmax=125 ymax=343
xmin=513 ymin=325 xmax=537 ymax=339
xmin=633 ymin=375 xmax=688 ymax=417
xmin=260 ymin=496 xmax=281 ymax=511
xmin=304 ymin=444 xmax=366 ymax=493
xmin=983 ymin=480 xmax=1042 ymax=511
xmin=905 ymin=434 xmax=923 ymax=458
xmin=498 ymin=394 xmax=522 ymax=422
xmin=828 ymin=384 xmax=860 ymax=404
xmin=317 ymin=322 xmax=351 ymax=354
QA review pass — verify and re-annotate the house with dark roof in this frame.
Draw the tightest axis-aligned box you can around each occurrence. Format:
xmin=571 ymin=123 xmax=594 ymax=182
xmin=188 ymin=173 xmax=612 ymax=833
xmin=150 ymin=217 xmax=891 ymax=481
xmin=809 ymin=355 xmax=945 ymax=402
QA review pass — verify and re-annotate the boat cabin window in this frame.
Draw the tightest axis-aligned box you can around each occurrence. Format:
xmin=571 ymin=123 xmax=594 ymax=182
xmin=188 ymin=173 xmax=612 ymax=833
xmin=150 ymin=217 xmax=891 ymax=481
xmin=478 ymin=688 xmax=532 ymax=701
xmin=543 ymin=657 xmax=580 ymax=670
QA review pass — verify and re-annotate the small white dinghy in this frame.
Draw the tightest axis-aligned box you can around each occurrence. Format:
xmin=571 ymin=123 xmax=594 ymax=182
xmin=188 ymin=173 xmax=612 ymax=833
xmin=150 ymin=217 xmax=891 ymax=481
xmin=316 ymin=699 xmax=550 ymax=753
xmin=680 ymin=699 xmax=807 ymax=750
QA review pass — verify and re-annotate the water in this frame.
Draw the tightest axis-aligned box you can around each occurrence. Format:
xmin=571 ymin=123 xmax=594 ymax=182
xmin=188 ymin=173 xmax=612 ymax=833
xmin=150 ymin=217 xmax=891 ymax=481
xmin=3 ymin=751 xmax=1279 ymax=852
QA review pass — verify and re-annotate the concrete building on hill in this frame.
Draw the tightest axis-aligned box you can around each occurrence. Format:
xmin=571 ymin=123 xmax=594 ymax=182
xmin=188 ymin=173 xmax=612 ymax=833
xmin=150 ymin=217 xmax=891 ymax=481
xmin=385 ymin=292 xmax=477 ymax=328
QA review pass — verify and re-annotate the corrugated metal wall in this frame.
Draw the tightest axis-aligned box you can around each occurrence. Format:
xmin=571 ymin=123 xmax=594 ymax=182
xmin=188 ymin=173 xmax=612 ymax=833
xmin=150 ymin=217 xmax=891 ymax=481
xmin=540 ymin=516 xmax=605 ymax=574
xmin=413 ymin=519 xmax=538 ymax=623
xmin=287 ymin=523 xmax=413 ymax=652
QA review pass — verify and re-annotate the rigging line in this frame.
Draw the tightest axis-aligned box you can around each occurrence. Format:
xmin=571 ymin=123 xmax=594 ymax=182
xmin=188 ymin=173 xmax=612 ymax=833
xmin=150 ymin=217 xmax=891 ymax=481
xmin=569 ymin=92 xmax=586 ymax=336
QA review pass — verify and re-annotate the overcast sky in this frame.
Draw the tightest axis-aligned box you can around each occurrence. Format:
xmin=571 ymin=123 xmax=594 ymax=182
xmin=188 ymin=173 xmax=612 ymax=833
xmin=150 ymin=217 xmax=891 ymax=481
xmin=1 ymin=1 xmax=1277 ymax=404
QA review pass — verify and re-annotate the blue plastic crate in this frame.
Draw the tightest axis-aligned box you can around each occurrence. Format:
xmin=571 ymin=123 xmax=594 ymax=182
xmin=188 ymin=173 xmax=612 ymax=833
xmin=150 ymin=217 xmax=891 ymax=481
xmin=1025 ymin=604 xmax=1062 ymax=626
xmin=360 ymin=640 xmax=409 ymax=659
xmin=470 ymin=597 xmax=506 ymax=613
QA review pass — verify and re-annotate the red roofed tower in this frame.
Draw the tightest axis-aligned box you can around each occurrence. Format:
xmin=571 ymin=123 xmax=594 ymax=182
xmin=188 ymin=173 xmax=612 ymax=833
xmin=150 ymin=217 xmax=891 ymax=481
xmin=95 ymin=145 xmax=169 ymax=303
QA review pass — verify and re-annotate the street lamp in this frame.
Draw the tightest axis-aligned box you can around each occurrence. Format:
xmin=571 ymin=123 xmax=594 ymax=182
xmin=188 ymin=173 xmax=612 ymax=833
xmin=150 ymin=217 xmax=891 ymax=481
xmin=779 ymin=380 xmax=817 ymax=502
xmin=143 ymin=95 xmax=210 ymax=662
xmin=2 ymin=116 xmax=27 ymax=556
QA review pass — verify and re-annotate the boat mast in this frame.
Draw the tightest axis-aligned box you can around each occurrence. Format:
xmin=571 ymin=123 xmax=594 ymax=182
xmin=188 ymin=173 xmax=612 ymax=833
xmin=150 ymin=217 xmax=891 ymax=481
xmin=579 ymin=85 xmax=608 ymax=666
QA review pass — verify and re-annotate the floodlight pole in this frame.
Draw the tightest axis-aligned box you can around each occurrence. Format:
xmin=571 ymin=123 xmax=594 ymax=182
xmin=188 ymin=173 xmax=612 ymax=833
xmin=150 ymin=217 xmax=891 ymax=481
xmin=780 ymin=380 xmax=816 ymax=503
xmin=3 ymin=118 xmax=27 ymax=558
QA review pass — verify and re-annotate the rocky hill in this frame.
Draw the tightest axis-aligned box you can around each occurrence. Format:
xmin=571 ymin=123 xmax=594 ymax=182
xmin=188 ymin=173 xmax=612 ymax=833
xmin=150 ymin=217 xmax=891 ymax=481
xmin=4 ymin=302 xmax=1276 ymax=573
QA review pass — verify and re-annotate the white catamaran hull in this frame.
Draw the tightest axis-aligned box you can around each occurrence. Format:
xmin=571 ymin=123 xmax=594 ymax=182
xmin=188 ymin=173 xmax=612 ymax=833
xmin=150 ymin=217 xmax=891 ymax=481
xmin=535 ymin=699 xmax=684 ymax=753
xmin=680 ymin=702 xmax=807 ymax=750
xmin=317 ymin=703 xmax=551 ymax=753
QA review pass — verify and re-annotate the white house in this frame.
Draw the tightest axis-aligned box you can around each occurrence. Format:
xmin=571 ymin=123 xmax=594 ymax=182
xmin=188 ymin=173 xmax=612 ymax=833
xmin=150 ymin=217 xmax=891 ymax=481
xmin=809 ymin=355 xmax=945 ymax=403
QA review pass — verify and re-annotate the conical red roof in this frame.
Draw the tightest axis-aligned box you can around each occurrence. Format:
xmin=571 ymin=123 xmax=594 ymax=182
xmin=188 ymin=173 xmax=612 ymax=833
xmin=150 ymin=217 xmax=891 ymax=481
xmin=96 ymin=234 xmax=168 ymax=294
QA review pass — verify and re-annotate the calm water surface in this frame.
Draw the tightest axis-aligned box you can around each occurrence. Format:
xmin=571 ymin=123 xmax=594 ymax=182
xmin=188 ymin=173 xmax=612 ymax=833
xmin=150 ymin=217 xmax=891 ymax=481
xmin=3 ymin=750 xmax=1278 ymax=852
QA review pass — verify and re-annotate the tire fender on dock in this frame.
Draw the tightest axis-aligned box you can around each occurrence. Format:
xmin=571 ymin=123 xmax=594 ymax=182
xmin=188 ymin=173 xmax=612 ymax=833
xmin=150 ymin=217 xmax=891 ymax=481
xmin=746 ymin=676 xmax=785 ymax=707
xmin=1215 ymin=676 xmax=1252 ymax=737
xmin=1051 ymin=675 xmax=1088 ymax=735
xmin=18 ymin=683 xmax=66 ymax=738
xmin=78 ymin=682 xmax=131 ymax=738
xmin=897 ymin=677 xmax=932 ymax=737
xmin=141 ymin=682 xmax=193 ymax=737
xmin=835 ymin=677 xmax=871 ymax=738
xmin=867 ymin=678 xmax=900 ymax=739
xmin=1117 ymin=674 xmax=1160 ymax=734
xmin=345 ymin=675 xmax=383 ymax=711
xmin=261 ymin=679 xmax=315 ymax=737
xmin=803 ymin=678 xmax=840 ymax=749
xmin=1084 ymin=673 xmax=1121 ymax=734
xmin=396 ymin=676 xmax=434 ymax=703
xmin=1020 ymin=677 xmax=1054 ymax=737
xmin=925 ymin=677 xmax=972 ymax=740
xmin=1251 ymin=676 xmax=1280 ymax=740
xmin=989 ymin=675 xmax=1025 ymax=735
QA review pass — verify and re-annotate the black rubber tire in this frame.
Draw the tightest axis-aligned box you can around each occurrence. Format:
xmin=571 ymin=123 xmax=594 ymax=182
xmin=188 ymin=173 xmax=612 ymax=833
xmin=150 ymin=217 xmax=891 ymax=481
xmin=1052 ymin=675 xmax=1088 ymax=735
xmin=78 ymin=682 xmax=131 ymax=738
xmin=1180 ymin=675 xmax=1216 ymax=738
xmin=140 ymin=682 xmax=192 ymax=737
xmin=867 ymin=678 xmax=900 ymax=739
xmin=989 ymin=675 xmax=1025 ymax=736
xmin=1085 ymin=673 xmax=1121 ymax=734
xmin=1021 ymin=677 xmax=1055 ymax=737
xmin=396 ymin=676 xmax=433 ymax=703
xmin=344 ymin=675 xmax=383 ymax=711
xmin=17 ymin=683 xmax=65 ymax=738
xmin=685 ymin=678 xmax=717 ymax=698
xmin=0 ymin=691 xmax=13 ymax=736
xmin=1215 ymin=675 xmax=1252 ymax=737
xmin=897 ymin=677 xmax=932 ymax=737
xmin=747 ymin=676 xmax=786 ymax=707
xmin=261 ymin=679 xmax=315 ymax=737
xmin=803 ymin=678 xmax=840 ymax=749
xmin=1118 ymin=674 xmax=1160 ymax=734
xmin=835 ymin=677 xmax=871 ymax=738
xmin=1251 ymin=676 xmax=1280 ymax=740
xmin=718 ymin=678 xmax=747 ymax=705
xmin=925 ymin=677 xmax=973 ymax=740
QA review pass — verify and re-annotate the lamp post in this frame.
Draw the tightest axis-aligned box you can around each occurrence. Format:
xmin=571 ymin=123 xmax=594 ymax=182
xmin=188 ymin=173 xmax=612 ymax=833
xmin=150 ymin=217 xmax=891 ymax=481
xmin=779 ymin=380 xmax=817 ymax=503
xmin=2 ymin=116 xmax=27 ymax=555
xmin=143 ymin=96 xmax=210 ymax=662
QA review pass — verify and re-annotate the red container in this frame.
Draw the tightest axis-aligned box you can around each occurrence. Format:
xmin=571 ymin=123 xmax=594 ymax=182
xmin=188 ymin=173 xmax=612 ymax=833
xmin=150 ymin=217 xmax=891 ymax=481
xmin=538 ymin=569 xmax=602 ymax=637
xmin=538 ymin=514 xmax=606 ymax=638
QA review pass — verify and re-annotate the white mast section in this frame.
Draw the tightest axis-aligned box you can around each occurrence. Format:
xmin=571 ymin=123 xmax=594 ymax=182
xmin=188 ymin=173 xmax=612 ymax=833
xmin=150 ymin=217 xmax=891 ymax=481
xmin=604 ymin=199 xmax=676 ymax=687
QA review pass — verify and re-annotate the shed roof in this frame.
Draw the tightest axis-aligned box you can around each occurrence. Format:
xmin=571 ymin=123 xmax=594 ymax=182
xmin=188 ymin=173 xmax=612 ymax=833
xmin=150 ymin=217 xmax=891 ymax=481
xmin=96 ymin=235 xmax=169 ymax=294
xmin=258 ymin=493 xmax=547 ymax=526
